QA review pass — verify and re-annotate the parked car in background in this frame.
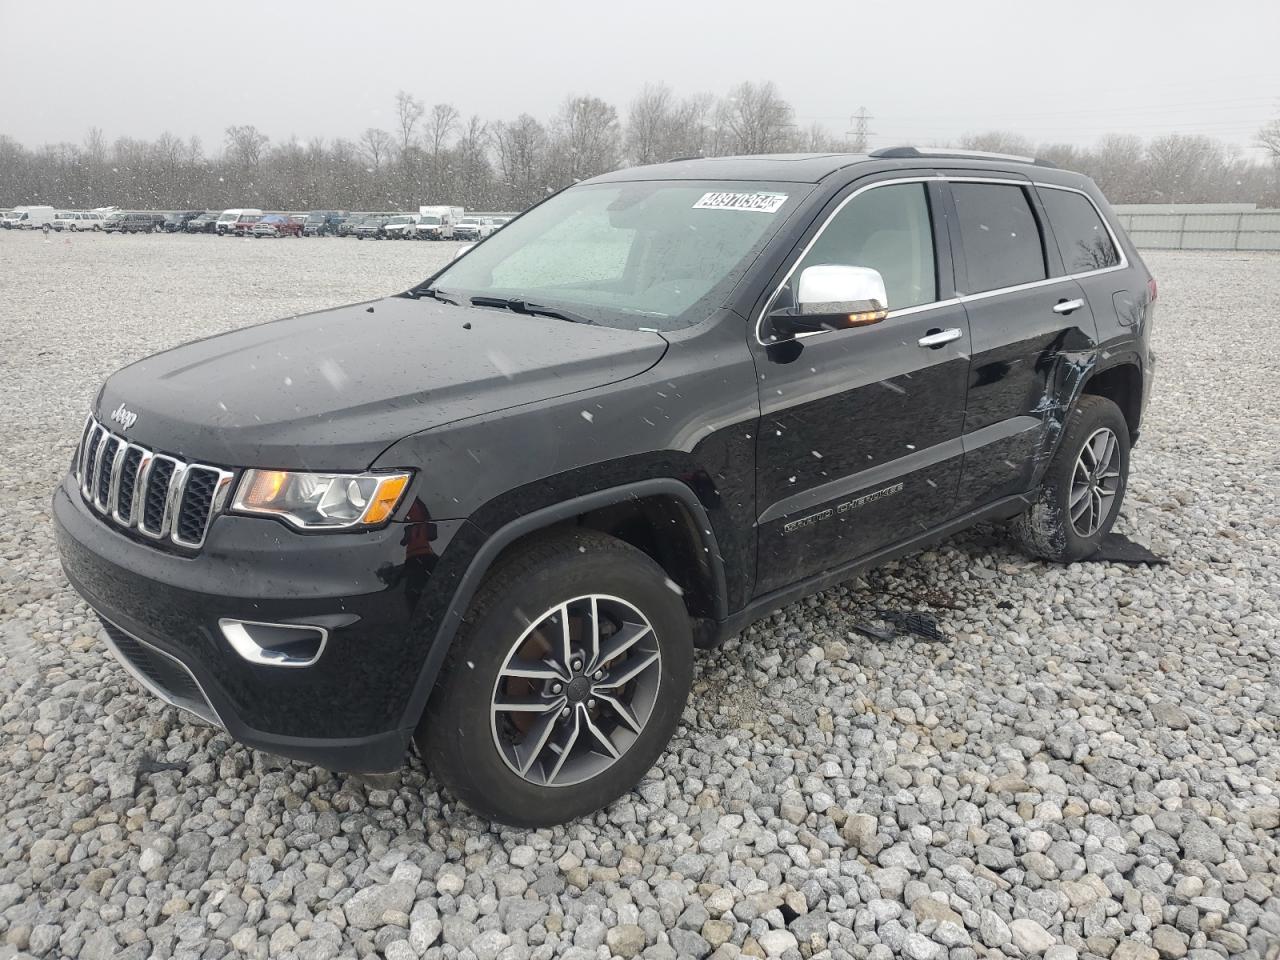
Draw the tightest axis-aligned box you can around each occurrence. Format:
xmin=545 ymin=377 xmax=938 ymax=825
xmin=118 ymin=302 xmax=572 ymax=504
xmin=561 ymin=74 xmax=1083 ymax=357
xmin=185 ymin=213 xmax=220 ymax=234
xmin=413 ymin=214 xmax=448 ymax=240
xmin=251 ymin=214 xmax=303 ymax=238
xmin=103 ymin=212 xmax=160 ymax=234
xmin=2 ymin=205 xmax=57 ymax=229
xmin=336 ymin=214 xmax=364 ymax=237
xmin=383 ymin=215 xmax=417 ymax=239
xmin=303 ymin=211 xmax=344 ymax=236
xmin=162 ymin=211 xmax=204 ymax=233
xmin=354 ymin=215 xmax=390 ymax=239
xmin=215 ymin=208 xmax=264 ymax=236
xmin=51 ymin=212 xmax=106 ymax=232
xmin=231 ymin=214 xmax=264 ymax=237
xmin=453 ymin=216 xmax=485 ymax=241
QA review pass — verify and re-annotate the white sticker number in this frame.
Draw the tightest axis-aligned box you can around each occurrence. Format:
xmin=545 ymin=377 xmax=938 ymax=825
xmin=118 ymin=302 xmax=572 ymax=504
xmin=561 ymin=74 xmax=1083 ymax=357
xmin=693 ymin=191 xmax=788 ymax=214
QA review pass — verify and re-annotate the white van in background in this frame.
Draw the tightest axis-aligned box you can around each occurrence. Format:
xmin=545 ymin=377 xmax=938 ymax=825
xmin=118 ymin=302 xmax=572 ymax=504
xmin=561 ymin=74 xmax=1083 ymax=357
xmin=51 ymin=211 xmax=106 ymax=231
xmin=416 ymin=205 xmax=463 ymax=239
xmin=1 ymin=205 xmax=57 ymax=229
xmin=215 ymin=208 xmax=263 ymax=236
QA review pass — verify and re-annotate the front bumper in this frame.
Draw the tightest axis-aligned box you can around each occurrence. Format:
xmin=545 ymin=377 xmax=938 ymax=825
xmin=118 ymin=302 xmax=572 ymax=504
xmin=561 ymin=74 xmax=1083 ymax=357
xmin=53 ymin=475 xmax=465 ymax=772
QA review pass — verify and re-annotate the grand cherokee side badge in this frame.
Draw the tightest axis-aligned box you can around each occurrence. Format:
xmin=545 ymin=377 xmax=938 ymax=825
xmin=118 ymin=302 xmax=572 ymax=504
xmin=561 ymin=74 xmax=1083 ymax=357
xmin=109 ymin=403 xmax=138 ymax=430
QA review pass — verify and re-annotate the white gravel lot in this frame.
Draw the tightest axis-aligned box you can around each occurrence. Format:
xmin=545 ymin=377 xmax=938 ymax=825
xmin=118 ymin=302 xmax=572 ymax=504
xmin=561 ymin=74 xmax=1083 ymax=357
xmin=0 ymin=233 xmax=1277 ymax=960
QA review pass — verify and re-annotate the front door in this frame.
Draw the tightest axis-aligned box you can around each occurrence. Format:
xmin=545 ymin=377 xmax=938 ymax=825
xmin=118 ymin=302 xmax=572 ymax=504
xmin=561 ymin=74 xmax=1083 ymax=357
xmin=750 ymin=177 xmax=972 ymax=596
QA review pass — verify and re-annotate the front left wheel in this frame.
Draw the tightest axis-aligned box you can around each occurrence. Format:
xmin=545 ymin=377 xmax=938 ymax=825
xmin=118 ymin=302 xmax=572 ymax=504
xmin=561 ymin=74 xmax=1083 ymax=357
xmin=416 ymin=529 xmax=694 ymax=827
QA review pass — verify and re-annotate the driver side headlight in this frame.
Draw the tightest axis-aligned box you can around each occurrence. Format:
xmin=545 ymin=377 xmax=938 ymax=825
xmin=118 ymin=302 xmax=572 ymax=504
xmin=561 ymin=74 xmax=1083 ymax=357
xmin=232 ymin=469 xmax=411 ymax=530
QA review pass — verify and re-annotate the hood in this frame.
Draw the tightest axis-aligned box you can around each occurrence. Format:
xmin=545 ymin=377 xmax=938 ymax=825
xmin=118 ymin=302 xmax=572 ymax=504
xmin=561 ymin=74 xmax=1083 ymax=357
xmin=95 ymin=296 xmax=668 ymax=470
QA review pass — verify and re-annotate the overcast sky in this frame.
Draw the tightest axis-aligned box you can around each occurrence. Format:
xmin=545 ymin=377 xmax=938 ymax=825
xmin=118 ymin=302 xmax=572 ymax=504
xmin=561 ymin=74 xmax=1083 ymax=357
xmin=2 ymin=0 xmax=1277 ymax=157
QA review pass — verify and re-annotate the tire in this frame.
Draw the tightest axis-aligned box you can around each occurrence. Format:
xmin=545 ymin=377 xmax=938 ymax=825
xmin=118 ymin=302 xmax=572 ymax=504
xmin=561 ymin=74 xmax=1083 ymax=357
xmin=416 ymin=529 xmax=694 ymax=827
xmin=1012 ymin=394 xmax=1130 ymax=563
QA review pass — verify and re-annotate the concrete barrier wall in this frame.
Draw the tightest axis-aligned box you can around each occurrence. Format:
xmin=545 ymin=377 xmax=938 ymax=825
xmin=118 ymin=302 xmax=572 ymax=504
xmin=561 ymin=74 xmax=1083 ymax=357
xmin=1112 ymin=208 xmax=1280 ymax=251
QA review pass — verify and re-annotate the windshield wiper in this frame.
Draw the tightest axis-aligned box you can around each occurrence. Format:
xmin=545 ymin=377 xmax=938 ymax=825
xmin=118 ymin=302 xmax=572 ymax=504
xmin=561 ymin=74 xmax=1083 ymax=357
xmin=413 ymin=286 xmax=459 ymax=305
xmin=470 ymin=295 xmax=595 ymax=325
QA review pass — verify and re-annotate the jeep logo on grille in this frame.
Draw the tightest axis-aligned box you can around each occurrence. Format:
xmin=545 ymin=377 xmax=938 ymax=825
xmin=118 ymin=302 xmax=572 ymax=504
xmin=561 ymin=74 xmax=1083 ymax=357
xmin=109 ymin=403 xmax=138 ymax=431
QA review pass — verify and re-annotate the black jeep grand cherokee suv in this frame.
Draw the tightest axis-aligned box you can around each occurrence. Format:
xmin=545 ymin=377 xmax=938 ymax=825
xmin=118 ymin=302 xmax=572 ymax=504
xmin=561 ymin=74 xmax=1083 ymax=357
xmin=54 ymin=148 xmax=1155 ymax=826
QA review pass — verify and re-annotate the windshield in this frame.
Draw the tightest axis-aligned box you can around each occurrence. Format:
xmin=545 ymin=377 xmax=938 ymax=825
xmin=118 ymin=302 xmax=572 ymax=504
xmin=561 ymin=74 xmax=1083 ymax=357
xmin=461 ymin=218 xmax=479 ymax=225
xmin=419 ymin=215 xmax=441 ymax=225
xmin=427 ymin=180 xmax=803 ymax=330
xmin=387 ymin=216 xmax=411 ymax=224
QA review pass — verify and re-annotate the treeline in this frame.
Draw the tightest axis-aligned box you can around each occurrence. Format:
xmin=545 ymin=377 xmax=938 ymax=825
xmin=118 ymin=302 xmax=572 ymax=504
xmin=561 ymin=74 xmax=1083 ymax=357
xmin=1 ymin=82 xmax=1278 ymax=210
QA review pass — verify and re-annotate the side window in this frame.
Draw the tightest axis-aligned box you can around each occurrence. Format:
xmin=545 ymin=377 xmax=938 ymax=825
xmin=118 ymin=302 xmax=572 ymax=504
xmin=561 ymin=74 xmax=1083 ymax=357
xmin=788 ymin=183 xmax=937 ymax=310
xmin=951 ymin=182 xmax=1046 ymax=293
xmin=1039 ymin=187 xmax=1120 ymax=273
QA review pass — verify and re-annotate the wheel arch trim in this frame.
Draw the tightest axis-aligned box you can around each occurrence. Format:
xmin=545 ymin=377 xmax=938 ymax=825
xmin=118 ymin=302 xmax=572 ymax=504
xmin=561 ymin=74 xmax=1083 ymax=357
xmin=397 ymin=478 xmax=728 ymax=737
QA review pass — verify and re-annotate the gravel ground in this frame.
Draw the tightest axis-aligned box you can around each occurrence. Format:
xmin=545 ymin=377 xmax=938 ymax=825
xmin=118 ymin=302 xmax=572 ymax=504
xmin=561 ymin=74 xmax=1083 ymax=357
xmin=0 ymin=233 xmax=1277 ymax=960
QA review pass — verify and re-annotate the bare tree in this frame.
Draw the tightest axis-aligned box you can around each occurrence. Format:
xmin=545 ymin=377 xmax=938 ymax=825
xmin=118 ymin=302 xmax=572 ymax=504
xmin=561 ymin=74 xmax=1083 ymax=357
xmin=224 ymin=125 xmax=269 ymax=168
xmin=958 ymin=130 xmax=1035 ymax=156
xmin=494 ymin=113 xmax=550 ymax=207
xmin=394 ymin=90 xmax=425 ymax=152
xmin=425 ymin=103 xmax=460 ymax=160
xmin=553 ymin=95 xmax=621 ymax=183
xmin=714 ymin=81 xmax=795 ymax=155
xmin=1259 ymin=118 xmax=1280 ymax=161
xmin=1144 ymin=134 xmax=1224 ymax=202
xmin=359 ymin=128 xmax=393 ymax=171
xmin=1088 ymin=133 xmax=1146 ymax=201
xmin=625 ymin=84 xmax=676 ymax=165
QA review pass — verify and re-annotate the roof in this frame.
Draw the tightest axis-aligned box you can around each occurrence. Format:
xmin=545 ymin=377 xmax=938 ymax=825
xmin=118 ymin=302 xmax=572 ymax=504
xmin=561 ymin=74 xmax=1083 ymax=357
xmin=593 ymin=154 xmax=871 ymax=184
xmin=592 ymin=151 xmax=1089 ymax=187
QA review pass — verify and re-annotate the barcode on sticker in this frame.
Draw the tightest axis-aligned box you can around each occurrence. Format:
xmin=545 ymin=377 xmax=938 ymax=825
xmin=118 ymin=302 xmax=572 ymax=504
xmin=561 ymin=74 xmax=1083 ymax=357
xmin=693 ymin=191 xmax=787 ymax=213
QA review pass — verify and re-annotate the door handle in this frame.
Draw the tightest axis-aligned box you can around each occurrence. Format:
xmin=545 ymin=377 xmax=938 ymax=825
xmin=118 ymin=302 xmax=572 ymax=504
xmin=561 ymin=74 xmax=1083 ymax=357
xmin=1053 ymin=298 xmax=1085 ymax=314
xmin=917 ymin=328 xmax=962 ymax=348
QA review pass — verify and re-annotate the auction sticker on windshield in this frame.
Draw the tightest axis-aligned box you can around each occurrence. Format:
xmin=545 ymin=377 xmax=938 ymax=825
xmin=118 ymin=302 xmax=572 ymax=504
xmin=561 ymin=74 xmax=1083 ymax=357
xmin=693 ymin=191 xmax=788 ymax=213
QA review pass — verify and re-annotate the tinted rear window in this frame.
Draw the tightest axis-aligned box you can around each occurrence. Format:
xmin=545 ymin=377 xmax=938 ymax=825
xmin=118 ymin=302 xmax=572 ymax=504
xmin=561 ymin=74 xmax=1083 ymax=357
xmin=1039 ymin=187 xmax=1120 ymax=273
xmin=951 ymin=183 xmax=1046 ymax=294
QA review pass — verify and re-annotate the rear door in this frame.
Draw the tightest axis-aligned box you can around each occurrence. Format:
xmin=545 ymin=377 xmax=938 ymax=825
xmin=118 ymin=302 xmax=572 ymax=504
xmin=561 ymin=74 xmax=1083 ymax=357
xmin=945 ymin=177 xmax=1098 ymax=511
xmin=750 ymin=174 xmax=972 ymax=595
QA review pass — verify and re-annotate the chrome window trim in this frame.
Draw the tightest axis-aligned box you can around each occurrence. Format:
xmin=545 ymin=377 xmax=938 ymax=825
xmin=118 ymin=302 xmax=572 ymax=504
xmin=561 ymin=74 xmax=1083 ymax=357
xmin=754 ymin=175 xmax=1129 ymax=347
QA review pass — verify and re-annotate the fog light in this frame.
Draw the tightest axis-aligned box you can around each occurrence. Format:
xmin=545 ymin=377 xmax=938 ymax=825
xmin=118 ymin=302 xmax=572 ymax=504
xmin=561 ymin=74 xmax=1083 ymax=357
xmin=218 ymin=619 xmax=327 ymax=668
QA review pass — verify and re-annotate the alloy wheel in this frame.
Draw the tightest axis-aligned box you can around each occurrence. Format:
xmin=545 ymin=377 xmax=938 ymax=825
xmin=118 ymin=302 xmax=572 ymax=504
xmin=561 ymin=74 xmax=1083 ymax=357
xmin=1069 ymin=427 xmax=1121 ymax=537
xmin=490 ymin=594 xmax=661 ymax=787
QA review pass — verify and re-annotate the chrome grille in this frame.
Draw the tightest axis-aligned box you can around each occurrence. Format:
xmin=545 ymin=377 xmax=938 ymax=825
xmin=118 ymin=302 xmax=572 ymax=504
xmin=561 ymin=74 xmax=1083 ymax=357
xmin=73 ymin=416 xmax=235 ymax=549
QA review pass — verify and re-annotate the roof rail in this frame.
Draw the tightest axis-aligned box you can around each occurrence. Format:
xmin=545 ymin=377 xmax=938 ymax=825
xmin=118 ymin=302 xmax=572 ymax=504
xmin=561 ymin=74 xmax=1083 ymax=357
xmin=870 ymin=145 xmax=1057 ymax=169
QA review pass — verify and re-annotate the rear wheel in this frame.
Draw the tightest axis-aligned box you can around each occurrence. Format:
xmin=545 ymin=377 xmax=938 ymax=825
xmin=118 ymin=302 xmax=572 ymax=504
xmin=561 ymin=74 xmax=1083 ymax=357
xmin=1012 ymin=394 xmax=1130 ymax=562
xmin=417 ymin=529 xmax=693 ymax=826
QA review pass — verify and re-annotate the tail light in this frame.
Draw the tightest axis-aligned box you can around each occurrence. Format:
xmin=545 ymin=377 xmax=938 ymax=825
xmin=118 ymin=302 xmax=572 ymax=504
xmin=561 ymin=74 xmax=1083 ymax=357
xmin=1146 ymin=277 xmax=1158 ymax=303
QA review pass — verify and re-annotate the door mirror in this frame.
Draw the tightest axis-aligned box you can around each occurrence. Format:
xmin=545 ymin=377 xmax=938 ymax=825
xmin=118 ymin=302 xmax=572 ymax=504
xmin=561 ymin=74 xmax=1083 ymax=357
xmin=770 ymin=265 xmax=889 ymax=338
xmin=452 ymin=243 xmax=475 ymax=260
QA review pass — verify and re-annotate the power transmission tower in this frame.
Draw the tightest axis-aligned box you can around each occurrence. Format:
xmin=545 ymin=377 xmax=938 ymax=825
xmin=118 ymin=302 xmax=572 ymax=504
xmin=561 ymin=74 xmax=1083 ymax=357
xmin=847 ymin=107 xmax=874 ymax=152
